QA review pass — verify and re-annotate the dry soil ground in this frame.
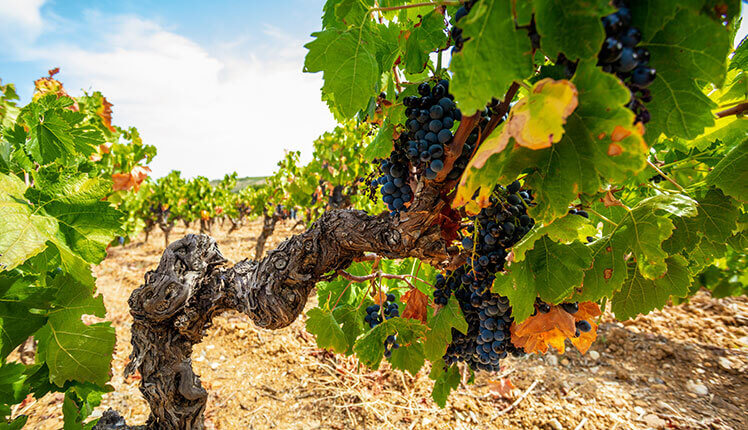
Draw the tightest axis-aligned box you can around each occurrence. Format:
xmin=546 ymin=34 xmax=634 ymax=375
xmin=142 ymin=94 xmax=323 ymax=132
xmin=18 ymin=219 xmax=748 ymax=430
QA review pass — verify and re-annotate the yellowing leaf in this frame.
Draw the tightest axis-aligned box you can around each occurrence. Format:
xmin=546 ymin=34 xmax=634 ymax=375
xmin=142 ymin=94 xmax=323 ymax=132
xmin=453 ymin=78 xmax=578 ymax=209
xmin=469 ymin=79 xmax=578 ymax=170
xmin=508 ymin=79 xmax=579 ymax=149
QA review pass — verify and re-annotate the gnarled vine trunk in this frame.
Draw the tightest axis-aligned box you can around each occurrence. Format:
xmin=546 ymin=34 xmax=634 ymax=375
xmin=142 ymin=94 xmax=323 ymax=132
xmin=94 ymin=182 xmax=453 ymax=430
xmin=92 ymin=110 xmax=492 ymax=430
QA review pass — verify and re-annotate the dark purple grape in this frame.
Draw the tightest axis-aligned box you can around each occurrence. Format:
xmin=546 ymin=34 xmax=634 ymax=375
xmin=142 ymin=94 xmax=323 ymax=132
xmin=631 ymin=66 xmax=656 ymax=88
xmin=418 ymin=82 xmax=431 ymax=96
xmin=614 ymin=47 xmax=639 ymax=72
xmin=621 ymin=27 xmax=641 ymax=47
xmin=599 ymin=37 xmax=624 ymax=63
xmin=437 ymin=129 xmax=452 ymax=144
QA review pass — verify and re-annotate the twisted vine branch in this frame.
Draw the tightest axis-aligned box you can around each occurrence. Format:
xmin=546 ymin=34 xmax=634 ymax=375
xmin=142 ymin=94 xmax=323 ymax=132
xmin=95 ymin=182 xmax=453 ymax=429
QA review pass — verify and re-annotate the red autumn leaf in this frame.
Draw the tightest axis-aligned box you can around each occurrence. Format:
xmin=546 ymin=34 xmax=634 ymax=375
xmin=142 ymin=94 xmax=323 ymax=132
xmin=401 ymin=288 xmax=428 ymax=324
xmin=570 ymin=302 xmax=602 ymax=354
xmin=97 ymin=96 xmax=116 ymax=133
xmin=33 ymin=70 xmax=79 ymax=111
xmin=511 ymin=302 xmax=601 ymax=355
xmin=601 ymin=189 xmax=624 ymax=207
xmin=437 ymin=205 xmax=462 ymax=243
xmin=112 ymin=165 xmax=151 ymax=192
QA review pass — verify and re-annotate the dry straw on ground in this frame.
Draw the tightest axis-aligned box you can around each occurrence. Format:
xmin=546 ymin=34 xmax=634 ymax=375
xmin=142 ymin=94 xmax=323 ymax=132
xmin=18 ymin=219 xmax=748 ymax=430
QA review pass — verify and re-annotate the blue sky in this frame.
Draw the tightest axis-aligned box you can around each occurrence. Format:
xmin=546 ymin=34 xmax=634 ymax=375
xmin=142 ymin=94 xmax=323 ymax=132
xmin=1 ymin=1 xmax=747 ymax=178
xmin=0 ymin=0 xmax=336 ymax=179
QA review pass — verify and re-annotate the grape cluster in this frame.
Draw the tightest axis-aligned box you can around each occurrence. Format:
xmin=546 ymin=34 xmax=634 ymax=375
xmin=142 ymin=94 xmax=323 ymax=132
xmin=365 ymin=293 xmax=401 ymax=358
xmin=436 ymin=181 xmax=537 ymax=372
xmin=451 ymin=0 xmax=478 ymax=53
xmin=597 ymin=1 xmax=656 ymax=124
xmin=402 ymin=80 xmax=462 ymax=180
xmin=533 ymin=299 xmax=593 ymax=337
xmin=376 ymin=151 xmax=413 ymax=213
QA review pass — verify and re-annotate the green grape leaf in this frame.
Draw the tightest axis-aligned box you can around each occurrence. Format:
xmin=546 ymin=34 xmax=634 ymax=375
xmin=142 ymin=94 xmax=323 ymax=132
xmin=353 ymin=317 xmax=426 ymax=370
xmin=578 ymin=194 xmax=698 ymax=302
xmin=305 ymin=25 xmax=382 ymax=119
xmin=62 ymin=383 xmax=110 ymax=430
xmin=323 ymin=0 xmax=372 ymax=29
xmin=450 ymin=0 xmax=534 ymax=114
xmin=42 ymin=200 xmax=122 ymax=265
xmin=35 ymin=274 xmax=115 ymax=387
xmin=403 ymin=10 xmax=448 ymax=74
xmin=423 ymin=297 xmax=467 ymax=362
xmin=706 ymin=137 xmax=747 ymax=202
xmin=717 ymin=69 xmax=748 ymax=104
xmin=364 ymin=117 xmax=395 ymax=161
xmin=389 ymin=337 xmax=425 ymax=377
xmin=687 ymin=117 xmax=748 ymax=151
xmin=0 ymin=416 xmax=27 ymax=430
xmin=316 ymin=261 xmax=371 ymax=307
xmin=49 ymin=241 xmax=96 ymax=289
xmin=534 ymin=0 xmax=612 ymax=61
xmin=0 ymin=363 xmax=30 ymax=417
xmin=0 ymin=273 xmax=53 ymax=359
xmin=688 ymin=188 xmax=739 ymax=243
xmin=29 ymin=171 xmax=112 ymax=205
xmin=664 ymin=189 xmax=738 ymax=256
xmin=25 ymin=110 xmax=77 ymax=164
xmin=493 ymin=272 xmax=537 ymax=323
xmin=429 ymin=361 xmax=460 ymax=408
xmin=611 ymin=256 xmax=692 ymax=320
xmin=637 ymin=4 xmax=731 ymax=139
xmin=0 ymin=173 xmax=58 ymax=271
xmin=495 ymin=237 xmax=592 ymax=321
xmin=512 ymin=215 xmax=596 ymax=261
xmin=688 ymin=236 xmax=727 ymax=271
xmin=332 ymin=305 xmax=365 ymax=355
xmin=729 ymin=34 xmax=748 ymax=71
xmin=305 ymin=307 xmax=348 ymax=354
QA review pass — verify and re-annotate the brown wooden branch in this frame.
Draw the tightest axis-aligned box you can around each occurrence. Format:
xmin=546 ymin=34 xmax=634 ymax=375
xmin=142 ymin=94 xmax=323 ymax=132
xmin=716 ymin=102 xmax=748 ymax=118
xmin=483 ymin=81 xmax=521 ymax=138
xmin=434 ymin=82 xmax=521 ymax=183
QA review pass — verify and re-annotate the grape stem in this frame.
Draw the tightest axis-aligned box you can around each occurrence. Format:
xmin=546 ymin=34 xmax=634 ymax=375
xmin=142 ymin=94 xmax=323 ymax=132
xmin=370 ymin=1 xmax=464 ymax=13
xmin=646 ymin=159 xmax=686 ymax=193
xmin=586 ymin=208 xmax=619 ymax=227
xmin=336 ymin=269 xmax=433 ymax=290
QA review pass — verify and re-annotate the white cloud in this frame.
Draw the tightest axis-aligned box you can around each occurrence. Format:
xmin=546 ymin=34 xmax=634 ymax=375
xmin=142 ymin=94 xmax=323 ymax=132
xmin=0 ymin=0 xmax=47 ymax=42
xmin=7 ymin=9 xmax=336 ymax=179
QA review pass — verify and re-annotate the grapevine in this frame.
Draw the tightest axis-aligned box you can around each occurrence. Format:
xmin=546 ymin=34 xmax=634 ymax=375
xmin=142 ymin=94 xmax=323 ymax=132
xmin=2 ymin=1 xmax=746 ymax=429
